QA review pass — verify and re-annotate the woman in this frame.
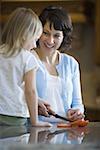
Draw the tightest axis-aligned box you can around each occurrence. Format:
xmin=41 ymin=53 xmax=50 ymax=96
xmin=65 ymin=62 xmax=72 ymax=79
xmin=33 ymin=6 xmax=84 ymax=122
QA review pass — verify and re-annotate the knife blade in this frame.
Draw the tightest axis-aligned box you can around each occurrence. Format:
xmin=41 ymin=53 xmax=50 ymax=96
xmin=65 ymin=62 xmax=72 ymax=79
xmin=48 ymin=112 xmax=71 ymax=122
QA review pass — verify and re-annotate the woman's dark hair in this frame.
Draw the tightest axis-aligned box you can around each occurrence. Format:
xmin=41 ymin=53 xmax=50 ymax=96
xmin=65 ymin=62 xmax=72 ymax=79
xmin=38 ymin=6 xmax=73 ymax=51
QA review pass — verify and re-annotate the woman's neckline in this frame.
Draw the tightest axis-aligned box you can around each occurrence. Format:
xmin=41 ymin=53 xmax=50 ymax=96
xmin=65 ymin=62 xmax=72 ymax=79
xmin=31 ymin=49 xmax=62 ymax=77
xmin=34 ymin=49 xmax=61 ymax=66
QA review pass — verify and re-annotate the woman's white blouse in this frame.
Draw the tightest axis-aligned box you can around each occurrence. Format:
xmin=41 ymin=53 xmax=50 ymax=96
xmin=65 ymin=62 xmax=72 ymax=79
xmin=36 ymin=51 xmax=84 ymax=122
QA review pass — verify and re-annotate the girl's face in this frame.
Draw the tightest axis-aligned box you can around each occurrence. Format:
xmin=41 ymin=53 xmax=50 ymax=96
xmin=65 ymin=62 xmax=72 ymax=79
xmin=23 ymin=31 xmax=42 ymax=51
xmin=39 ymin=22 xmax=64 ymax=55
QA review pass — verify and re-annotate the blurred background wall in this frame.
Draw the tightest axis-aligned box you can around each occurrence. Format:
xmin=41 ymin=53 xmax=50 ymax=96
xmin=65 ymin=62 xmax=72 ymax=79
xmin=0 ymin=0 xmax=100 ymax=121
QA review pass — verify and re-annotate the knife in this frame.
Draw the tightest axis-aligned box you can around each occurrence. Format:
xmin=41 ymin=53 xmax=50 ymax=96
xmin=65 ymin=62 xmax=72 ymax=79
xmin=48 ymin=112 xmax=71 ymax=122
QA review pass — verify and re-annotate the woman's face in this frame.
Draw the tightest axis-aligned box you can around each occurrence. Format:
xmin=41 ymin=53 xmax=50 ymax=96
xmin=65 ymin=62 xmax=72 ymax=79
xmin=39 ymin=22 xmax=64 ymax=55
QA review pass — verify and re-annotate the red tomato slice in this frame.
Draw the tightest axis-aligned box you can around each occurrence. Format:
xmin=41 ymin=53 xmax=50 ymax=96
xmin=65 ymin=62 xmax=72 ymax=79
xmin=57 ymin=123 xmax=71 ymax=128
xmin=70 ymin=119 xmax=89 ymax=127
xmin=57 ymin=119 xmax=89 ymax=128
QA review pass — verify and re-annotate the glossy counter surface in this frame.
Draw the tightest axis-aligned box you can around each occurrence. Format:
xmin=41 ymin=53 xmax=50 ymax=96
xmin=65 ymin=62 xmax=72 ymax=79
xmin=0 ymin=122 xmax=100 ymax=149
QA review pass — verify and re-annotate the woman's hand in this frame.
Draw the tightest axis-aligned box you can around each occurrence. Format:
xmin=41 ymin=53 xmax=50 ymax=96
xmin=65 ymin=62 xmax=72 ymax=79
xmin=38 ymin=100 xmax=50 ymax=117
xmin=38 ymin=97 xmax=56 ymax=118
xmin=38 ymin=99 xmax=55 ymax=117
xmin=66 ymin=109 xmax=85 ymax=121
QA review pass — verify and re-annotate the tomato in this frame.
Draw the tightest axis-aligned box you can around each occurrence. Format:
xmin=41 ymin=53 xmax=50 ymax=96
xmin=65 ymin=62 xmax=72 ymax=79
xmin=57 ymin=119 xmax=89 ymax=128
xmin=70 ymin=119 xmax=89 ymax=127
xmin=57 ymin=123 xmax=71 ymax=128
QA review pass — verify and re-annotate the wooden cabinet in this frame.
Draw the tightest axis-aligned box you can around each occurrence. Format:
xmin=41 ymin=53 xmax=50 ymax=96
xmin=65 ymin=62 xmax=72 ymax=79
xmin=0 ymin=0 xmax=86 ymax=24
xmin=1 ymin=0 xmax=100 ymax=65
xmin=95 ymin=0 xmax=100 ymax=65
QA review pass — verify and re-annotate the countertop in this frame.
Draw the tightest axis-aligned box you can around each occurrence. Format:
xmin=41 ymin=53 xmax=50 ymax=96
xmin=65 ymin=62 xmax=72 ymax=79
xmin=0 ymin=122 xmax=100 ymax=149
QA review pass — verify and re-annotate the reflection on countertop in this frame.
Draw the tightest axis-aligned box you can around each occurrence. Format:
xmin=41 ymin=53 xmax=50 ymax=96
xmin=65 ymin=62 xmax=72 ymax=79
xmin=0 ymin=122 xmax=100 ymax=149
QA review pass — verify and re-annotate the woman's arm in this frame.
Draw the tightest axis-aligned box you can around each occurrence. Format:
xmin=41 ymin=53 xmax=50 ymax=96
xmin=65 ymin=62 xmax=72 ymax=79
xmin=71 ymin=62 xmax=84 ymax=113
xmin=67 ymin=61 xmax=84 ymax=121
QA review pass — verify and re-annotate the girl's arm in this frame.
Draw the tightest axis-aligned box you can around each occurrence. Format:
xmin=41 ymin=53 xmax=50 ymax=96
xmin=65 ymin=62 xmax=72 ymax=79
xmin=24 ymin=69 xmax=52 ymax=127
xmin=24 ymin=68 xmax=38 ymax=125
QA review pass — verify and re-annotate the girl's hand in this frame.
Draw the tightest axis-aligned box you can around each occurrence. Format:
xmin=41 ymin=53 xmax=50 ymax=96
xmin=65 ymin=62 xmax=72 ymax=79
xmin=32 ymin=121 xmax=52 ymax=127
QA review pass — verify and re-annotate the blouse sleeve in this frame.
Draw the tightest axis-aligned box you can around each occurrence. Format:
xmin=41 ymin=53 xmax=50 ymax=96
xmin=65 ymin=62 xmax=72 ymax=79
xmin=71 ymin=60 xmax=84 ymax=113
xmin=24 ymin=53 xmax=39 ymax=74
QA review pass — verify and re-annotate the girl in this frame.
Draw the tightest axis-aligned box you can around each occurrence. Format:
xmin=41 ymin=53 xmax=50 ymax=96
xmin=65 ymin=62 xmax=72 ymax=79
xmin=0 ymin=7 xmax=51 ymax=126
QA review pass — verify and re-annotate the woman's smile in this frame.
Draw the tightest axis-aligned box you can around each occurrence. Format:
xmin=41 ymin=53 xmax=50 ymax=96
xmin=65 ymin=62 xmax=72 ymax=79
xmin=39 ymin=22 xmax=63 ymax=55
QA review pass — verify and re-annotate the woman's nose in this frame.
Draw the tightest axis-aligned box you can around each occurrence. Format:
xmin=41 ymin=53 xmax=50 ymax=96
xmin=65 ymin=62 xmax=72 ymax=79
xmin=47 ymin=36 xmax=54 ymax=44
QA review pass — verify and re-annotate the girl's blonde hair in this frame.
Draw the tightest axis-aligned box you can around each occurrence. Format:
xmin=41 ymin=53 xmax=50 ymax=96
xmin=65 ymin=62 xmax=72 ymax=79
xmin=0 ymin=7 xmax=42 ymax=57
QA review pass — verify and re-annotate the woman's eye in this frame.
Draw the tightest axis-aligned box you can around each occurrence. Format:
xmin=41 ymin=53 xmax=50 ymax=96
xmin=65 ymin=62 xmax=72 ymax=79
xmin=54 ymin=34 xmax=61 ymax=38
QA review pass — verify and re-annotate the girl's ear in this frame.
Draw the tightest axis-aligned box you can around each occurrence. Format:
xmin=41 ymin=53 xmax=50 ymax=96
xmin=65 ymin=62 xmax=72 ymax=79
xmin=22 ymin=36 xmax=26 ymax=41
xmin=20 ymin=37 xmax=26 ymax=48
